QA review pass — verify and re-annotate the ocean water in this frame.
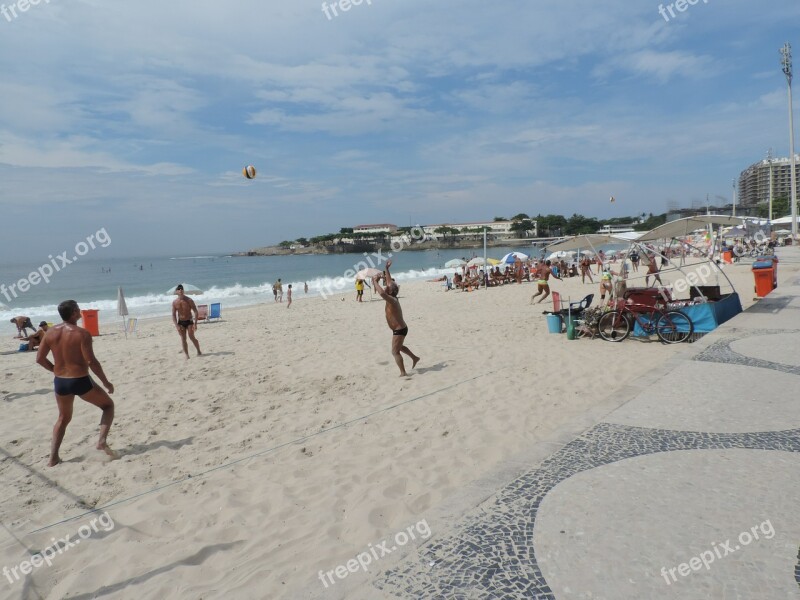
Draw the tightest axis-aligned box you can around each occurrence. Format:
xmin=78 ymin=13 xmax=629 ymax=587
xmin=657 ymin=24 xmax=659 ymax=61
xmin=0 ymin=245 xmax=542 ymax=336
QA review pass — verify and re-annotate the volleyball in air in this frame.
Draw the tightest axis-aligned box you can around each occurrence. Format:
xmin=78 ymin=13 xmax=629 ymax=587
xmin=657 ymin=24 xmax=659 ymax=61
xmin=610 ymin=196 xmax=615 ymax=203
xmin=243 ymin=165 xmax=257 ymax=179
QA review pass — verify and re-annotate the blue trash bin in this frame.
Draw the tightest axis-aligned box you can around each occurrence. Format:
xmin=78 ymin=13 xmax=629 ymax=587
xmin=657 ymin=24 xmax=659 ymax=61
xmin=546 ymin=314 xmax=562 ymax=334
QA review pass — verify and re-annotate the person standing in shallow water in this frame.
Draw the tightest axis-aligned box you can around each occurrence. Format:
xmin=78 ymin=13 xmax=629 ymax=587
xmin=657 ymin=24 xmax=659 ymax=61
xmin=372 ymin=260 xmax=420 ymax=377
xmin=36 ymin=300 xmax=117 ymax=467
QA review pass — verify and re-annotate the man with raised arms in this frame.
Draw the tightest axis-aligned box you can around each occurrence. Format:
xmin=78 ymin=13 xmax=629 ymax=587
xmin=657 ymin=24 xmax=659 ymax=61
xmin=373 ymin=260 xmax=420 ymax=377
xmin=36 ymin=300 xmax=116 ymax=466
xmin=172 ymin=284 xmax=202 ymax=359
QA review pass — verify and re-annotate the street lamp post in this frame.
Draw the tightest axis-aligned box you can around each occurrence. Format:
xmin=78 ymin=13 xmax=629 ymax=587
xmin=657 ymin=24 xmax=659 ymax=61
xmin=732 ymin=178 xmax=736 ymax=216
xmin=767 ymin=148 xmax=774 ymax=223
xmin=781 ymin=42 xmax=798 ymax=240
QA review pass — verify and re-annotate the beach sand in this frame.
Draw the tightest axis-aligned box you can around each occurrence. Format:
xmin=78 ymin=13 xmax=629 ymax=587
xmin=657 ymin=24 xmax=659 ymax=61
xmin=0 ymin=258 xmax=790 ymax=599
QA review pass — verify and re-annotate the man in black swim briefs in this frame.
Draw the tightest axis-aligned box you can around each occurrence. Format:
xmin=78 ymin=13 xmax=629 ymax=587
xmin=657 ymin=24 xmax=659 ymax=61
xmin=36 ymin=300 xmax=116 ymax=467
xmin=373 ymin=259 xmax=420 ymax=377
xmin=171 ymin=284 xmax=202 ymax=359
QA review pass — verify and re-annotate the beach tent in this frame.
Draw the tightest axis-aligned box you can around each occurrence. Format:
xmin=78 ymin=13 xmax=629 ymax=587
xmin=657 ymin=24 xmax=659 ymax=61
xmin=546 ymin=233 xmax=631 ymax=253
xmin=635 ymin=216 xmax=744 ymax=241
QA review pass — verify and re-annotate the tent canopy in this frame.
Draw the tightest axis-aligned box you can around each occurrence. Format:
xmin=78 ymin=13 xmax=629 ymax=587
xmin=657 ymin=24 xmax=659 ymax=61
xmin=636 ymin=216 xmax=745 ymax=241
xmin=546 ymin=234 xmax=631 ymax=253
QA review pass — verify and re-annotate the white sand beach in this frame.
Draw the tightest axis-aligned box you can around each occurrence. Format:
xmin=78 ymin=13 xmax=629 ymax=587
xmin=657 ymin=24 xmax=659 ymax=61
xmin=0 ymin=258 xmax=792 ymax=599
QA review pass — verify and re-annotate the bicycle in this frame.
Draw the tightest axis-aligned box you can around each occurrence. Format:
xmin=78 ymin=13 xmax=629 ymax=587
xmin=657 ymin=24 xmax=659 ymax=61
xmin=597 ymin=301 xmax=694 ymax=344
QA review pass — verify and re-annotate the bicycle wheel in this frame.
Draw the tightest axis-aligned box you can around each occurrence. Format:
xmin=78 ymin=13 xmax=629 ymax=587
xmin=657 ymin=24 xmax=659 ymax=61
xmin=656 ymin=310 xmax=693 ymax=344
xmin=597 ymin=310 xmax=630 ymax=342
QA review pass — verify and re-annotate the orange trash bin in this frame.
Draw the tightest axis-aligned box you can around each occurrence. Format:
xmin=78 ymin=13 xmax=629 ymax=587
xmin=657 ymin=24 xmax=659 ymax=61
xmin=751 ymin=261 xmax=774 ymax=298
xmin=722 ymin=250 xmax=732 ymax=264
xmin=80 ymin=309 xmax=100 ymax=336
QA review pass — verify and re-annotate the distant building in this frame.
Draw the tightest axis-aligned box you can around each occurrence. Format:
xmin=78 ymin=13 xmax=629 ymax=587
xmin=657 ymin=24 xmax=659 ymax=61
xmin=738 ymin=155 xmax=800 ymax=207
xmin=353 ymin=224 xmax=398 ymax=234
xmin=421 ymin=220 xmax=537 ymax=239
xmin=597 ymin=225 xmax=635 ymax=234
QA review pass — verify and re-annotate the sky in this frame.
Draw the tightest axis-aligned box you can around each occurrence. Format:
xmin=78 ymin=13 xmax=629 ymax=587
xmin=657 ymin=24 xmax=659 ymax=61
xmin=0 ymin=0 xmax=799 ymax=257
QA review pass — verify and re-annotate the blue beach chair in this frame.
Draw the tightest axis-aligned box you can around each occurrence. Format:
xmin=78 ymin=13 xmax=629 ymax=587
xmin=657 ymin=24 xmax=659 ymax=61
xmin=208 ymin=303 xmax=222 ymax=322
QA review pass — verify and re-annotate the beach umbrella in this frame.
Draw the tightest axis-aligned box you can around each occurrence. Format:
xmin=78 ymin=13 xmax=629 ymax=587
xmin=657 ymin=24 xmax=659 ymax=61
xmin=117 ymin=287 xmax=129 ymax=339
xmin=499 ymin=251 xmax=529 ymax=264
xmin=356 ymin=268 xmax=381 ymax=279
xmin=546 ymin=250 xmax=574 ymax=261
xmin=445 ymin=259 xmax=466 ymax=268
xmin=467 ymin=257 xmax=496 ymax=267
xmin=165 ymin=283 xmax=203 ymax=295
xmin=579 ymin=250 xmax=594 ymax=256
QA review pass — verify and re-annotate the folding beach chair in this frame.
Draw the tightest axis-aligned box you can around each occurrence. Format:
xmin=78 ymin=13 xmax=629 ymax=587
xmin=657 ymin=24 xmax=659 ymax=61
xmin=124 ymin=318 xmax=138 ymax=337
xmin=208 ymin=303 xmax=222 ymax=322
xmin=196 ymin=304 xmax=209 ymax=323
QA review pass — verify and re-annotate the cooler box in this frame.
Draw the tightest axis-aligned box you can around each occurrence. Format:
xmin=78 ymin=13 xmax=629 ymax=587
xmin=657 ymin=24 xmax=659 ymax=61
xmin=81 ymin=309 xmax=100 ymax=336
xmin=751 ymin=261 xmax=774 ymax=298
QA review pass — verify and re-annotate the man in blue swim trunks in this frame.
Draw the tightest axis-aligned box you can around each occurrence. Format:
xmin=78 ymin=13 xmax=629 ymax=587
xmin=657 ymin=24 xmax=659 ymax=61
xmin=36 ymin=300 xmax=116 ymax=467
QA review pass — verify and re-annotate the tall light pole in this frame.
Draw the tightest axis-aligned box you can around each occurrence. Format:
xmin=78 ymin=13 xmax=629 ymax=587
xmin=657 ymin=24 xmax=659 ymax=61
xmin=781 ymin=43 xmax=798 ymax=240
xmin=731 ymin=178 xmax=736 ymax=216
xmin=767 ymin=148 xmax=774 ymax=223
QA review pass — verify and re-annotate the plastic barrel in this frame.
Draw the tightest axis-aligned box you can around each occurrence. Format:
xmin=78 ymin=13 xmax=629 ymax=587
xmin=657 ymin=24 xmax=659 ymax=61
xmin=81 ymin=309 xmax=100 ymax=336
xmin=546 ymin=314 xmax=562 ymax=334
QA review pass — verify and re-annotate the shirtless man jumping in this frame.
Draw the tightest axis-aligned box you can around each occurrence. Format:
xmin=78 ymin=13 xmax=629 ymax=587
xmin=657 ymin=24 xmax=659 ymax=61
xmin=530 ymin=260 xmax=562 ymax=304
xmin=172 ymin=284 xmax=202 ymax=359
xmin=36 ymin=300 xmax=116 ymax=466
xmin=373 ymin=260 xmax=420 ymax=377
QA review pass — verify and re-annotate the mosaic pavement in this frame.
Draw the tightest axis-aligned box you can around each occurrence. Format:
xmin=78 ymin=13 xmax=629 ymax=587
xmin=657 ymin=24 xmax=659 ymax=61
xmin=371 ymin=325 xmax=800 ymax=598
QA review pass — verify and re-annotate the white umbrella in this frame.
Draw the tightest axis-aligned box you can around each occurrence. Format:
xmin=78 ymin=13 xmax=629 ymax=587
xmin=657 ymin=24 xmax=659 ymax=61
xmin=546 ymin=250 xmax=574 ymax=260
xmin=117 ymin=287 xmax=129 ymax=339
xmin=467 ymin=257 xmax=491 ymax=267
xmin=165 ymin=283 xmax=203 ymax=295
xmin=579 ymin=250 xmax=594 ymax=256
xmin=445 ymin=259 xmax=466 ymax=268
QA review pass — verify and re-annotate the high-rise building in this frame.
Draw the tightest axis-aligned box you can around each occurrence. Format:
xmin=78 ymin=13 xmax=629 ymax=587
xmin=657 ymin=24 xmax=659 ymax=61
xmin=738 ymin=155 xmax=800 ymax=208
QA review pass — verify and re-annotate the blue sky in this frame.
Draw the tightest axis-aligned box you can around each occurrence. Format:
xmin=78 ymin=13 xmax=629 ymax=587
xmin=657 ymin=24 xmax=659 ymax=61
xmin=0 ymin=0 xmax=798 ymax=256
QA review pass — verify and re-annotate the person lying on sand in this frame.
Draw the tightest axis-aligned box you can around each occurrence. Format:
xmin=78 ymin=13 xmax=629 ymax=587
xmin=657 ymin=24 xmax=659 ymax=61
xmin=373 ymin=259 xmax=420 ymax=377
xmin=35 ymin=300 xmax=117 ymax=467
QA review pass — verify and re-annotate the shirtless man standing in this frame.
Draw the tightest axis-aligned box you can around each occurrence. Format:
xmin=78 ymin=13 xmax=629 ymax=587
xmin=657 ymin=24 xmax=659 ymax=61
xmin=36 ymin=300 xmax=116 ymax=466
xmin=530 ymin=260 xmax=562 ymax=304
xmin=373 ymin=260 xmax=420 ymax=377
xmin=10 ymin=316 xmax=36 ymax=338
xmin=172 ymin=284 xmax=202 ymax=359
